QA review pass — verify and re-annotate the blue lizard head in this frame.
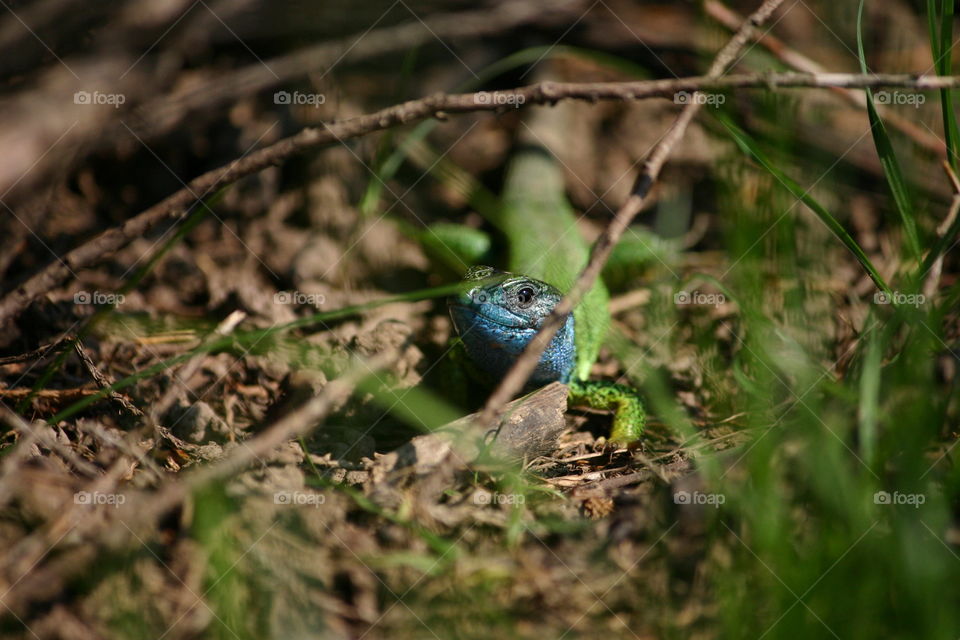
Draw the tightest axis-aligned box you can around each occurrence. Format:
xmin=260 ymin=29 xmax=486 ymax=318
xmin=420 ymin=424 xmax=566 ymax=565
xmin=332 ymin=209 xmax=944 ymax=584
xmin=447 ymin=265 xmax=575 ymax=388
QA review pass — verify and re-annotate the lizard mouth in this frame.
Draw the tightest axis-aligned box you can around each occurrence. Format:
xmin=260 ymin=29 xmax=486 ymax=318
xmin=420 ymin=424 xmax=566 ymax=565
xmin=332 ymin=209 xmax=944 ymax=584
xmin=448 ymin=303 xmax=535 ymax=330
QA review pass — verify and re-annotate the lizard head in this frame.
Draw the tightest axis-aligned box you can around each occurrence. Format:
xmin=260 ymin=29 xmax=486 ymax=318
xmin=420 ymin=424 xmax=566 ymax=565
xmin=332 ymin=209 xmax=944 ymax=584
xmin=447 ymin=265 xmax=563 ymax=331
xmin=447 ymin=265 xmax=575 ymax=387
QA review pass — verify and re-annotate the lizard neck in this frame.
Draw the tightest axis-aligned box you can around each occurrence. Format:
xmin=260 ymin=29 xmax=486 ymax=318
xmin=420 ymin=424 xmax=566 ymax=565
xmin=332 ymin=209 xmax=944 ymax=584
xmin=450 ymin=306 xmax=576 ymax=390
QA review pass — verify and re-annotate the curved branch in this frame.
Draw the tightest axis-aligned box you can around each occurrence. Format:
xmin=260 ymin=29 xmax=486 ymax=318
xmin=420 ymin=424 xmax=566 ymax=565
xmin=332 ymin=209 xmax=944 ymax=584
xmin=132 ymin=0 xmax=583 ymax=139
xmin=473 ymin=0 xmax=790 ymax=433
xmin=3 ymin=69 xmax=960 ymax=327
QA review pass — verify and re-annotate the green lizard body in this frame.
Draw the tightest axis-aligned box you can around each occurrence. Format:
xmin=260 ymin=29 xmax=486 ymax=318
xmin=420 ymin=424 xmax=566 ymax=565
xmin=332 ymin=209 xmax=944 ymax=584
xmin=446 ymin=144 xmax=646 ymax=446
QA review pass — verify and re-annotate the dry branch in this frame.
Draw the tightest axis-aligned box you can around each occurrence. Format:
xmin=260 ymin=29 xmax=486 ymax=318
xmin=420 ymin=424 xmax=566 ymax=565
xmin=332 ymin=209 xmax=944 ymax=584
xmin=3 ymin=70 xmax=959 ymax=328
xmin=0 ymin=351 xmax=392 ymax=609
xmin=0 ymin=0 xmax=205 ymax=206
xmin=474 ymin=0 xmax=789 ymax=431
xmin=374 ymin=382 xmax=569 ymax=481
xmin=704 ymin=0 xmax=945 ymax=156
xmin=0 ymin=405 xmax=100 ymax=478
xmin=134 ymin=0 xmax=584 ymax=138
xmin=0 ymin=336 xmax=74 ymax=365
xmin=74 ymin=341 xmax=144 ymax=417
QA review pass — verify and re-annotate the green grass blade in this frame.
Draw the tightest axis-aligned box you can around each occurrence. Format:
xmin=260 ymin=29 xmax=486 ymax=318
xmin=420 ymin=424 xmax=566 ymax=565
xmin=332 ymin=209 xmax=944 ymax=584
xmin=856 ymin=0 xmax=922 ymax=261
xmin=932 ymin=0 xmax=960 ymax=170
xmin=720 ymin=115 xmax=893 ymax=297
xmin=358 ymin=47 xmax=420 ymax=217
xmin=371 ymin=44 xmax=651 ymax=209
xmin=48 ymin=280 xmax=471 ymax=423
xmin=857 ymin=320 xmax=881 ymax=467
xmin=919 ymin=203 xmax=960 ymax=277
xmin=18 ymin=197 xmax=217 ymax=413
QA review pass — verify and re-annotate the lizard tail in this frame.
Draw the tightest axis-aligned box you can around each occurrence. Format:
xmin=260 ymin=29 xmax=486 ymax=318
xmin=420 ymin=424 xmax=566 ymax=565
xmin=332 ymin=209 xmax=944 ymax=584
xmin=568 ymin=379 xmax=646 ymax=446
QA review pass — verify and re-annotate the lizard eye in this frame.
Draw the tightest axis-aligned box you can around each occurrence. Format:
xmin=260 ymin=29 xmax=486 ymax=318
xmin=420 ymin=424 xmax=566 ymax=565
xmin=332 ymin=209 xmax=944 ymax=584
xmin=516 ymin=286 xmax=536 ymax=308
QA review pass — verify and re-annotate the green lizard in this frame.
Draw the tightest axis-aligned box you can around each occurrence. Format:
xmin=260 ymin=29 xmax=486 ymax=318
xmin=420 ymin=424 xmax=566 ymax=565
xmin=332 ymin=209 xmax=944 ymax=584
xmin=444 ymin=141 xmax=646 ymax=447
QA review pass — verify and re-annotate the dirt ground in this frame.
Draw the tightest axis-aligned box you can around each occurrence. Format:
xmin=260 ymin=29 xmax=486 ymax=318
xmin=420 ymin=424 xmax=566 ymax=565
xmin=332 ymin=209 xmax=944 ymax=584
xmin=0 ymin=1 xmax=958 ymax=638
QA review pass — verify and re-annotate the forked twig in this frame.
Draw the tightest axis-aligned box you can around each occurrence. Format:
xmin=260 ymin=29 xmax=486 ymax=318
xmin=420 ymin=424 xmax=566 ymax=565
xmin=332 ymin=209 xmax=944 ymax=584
xmin=474 ymin=0 xmax=789 ymax=430
xmin=2 ymin=71 xmax=960 ymax=327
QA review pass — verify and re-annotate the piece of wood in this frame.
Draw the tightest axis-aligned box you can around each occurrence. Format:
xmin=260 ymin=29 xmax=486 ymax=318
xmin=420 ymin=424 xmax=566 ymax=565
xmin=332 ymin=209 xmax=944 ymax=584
xmin=373 ymin=382 xmax=569 ymax=479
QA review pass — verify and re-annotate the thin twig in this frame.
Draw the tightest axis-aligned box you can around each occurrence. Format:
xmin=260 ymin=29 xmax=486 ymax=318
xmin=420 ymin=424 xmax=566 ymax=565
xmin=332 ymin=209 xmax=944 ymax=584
xmin=149 ymin=309 xmax=246 ymax=423
xmin=0 ymin=336 xmax=75 ymax=365
xmin=0 ymin=388 xmax=101 ymax=399
xmin=73 ymin=341 xmax=144 ymax=417
xmin=133 ymin=0 xmax=584 ymax=138
xmin=2 ymin=70 xmax=958 ymax=328
xmin=0 ymin=405 xmax=100 ymax=478
xmin=924 ymin=161 xmax=960 ymax=299
xmin=474 ymin=0 xmax=789 ymax=431
xmin=185 ymin=353 xmax=390 ymax=488
xmin=0 ymin=351 xmax=393 ymax=607
xmin=704 ymin=0 xmax=945 ymax=156
xmin=76 ymin=420 xmax=166 ymax=481
xmin=1 ymin=451 xmax=135 ymax=593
